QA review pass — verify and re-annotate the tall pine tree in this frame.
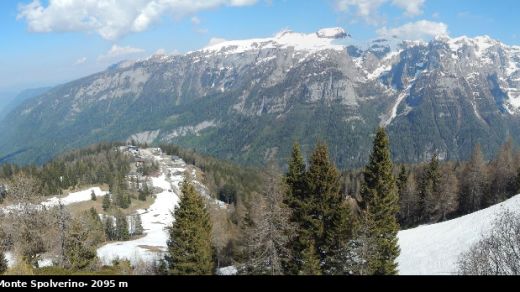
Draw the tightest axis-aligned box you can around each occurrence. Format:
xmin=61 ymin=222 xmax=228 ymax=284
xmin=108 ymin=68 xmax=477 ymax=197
xmin=284 ymin=143 xmax=308 ymax=274
xmin=115 ymin=211 xmax=129 ymax=241
xmin=417 ymin=154 xmax=441 ymax=223
xmin=304 ymin=142 xmax=353 ymax=274
xmin=360 ymin=128 xmax=400 ymax=275
xmin=166 ymin=179 xmax=214 ymax=275
xmin=102 ymin=194 xmax=111 ymax=211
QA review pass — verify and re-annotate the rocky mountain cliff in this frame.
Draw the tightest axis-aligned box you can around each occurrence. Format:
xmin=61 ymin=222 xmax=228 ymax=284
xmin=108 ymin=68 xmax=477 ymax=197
xmin=1 ymin=28 xmax=519 ymax=167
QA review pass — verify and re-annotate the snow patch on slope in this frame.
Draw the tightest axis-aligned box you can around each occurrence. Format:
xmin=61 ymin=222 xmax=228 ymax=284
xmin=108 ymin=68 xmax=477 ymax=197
xmin=366 ymin=50 xmax=402 ymax=80
xmin=398 ymin=194 xmax=520 ymax=275
xmin=446 ymin=35 xmax=498 ymax=58
xmin=42 ymin=187 xmax=108 ymax=208
xmin=2 ymin=187 xmax=108 ymax=214
xmin=96 ymin=151 xmax=185 ymax=264
xmin=381 ymin=82 xmax=413 ymax=127
xmin=96 ymin=150 xmax=223 ymax=265
xmin=505 ymin=88 xmax=520 ymax=112
xmin=97 ymin=172 xmax=182 ymax=265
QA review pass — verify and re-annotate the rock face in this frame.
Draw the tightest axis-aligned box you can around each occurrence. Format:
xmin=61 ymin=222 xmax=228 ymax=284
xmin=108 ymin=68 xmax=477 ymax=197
xmin=1 ymin=28 xmax=520 ymax=167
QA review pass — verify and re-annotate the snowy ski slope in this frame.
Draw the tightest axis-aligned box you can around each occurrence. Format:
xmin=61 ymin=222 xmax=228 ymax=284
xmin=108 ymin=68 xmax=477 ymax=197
xmin=398 ymin=194 xmax=520 ymax=275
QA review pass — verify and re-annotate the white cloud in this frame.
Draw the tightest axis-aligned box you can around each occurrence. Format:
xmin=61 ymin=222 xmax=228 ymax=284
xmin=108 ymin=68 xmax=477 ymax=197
xmin=377 ymin=20 xmax=449 ymax=40
xmin=195 ymin=28 xmax=209 ymax=34
xmin=391 ymin=0 xmax=424 ymax=17
xmin=207 ymin=37 xmax=227 ymax=46
xmin=98 ymin=45 xmax=145 ymax=61
xmin=17 ymin=0 xmax=258 ymax=40
xmin=74 ymin=57 xmax=87 ymax=65
xmin=334 ymin=0 xmax=426 ymax=23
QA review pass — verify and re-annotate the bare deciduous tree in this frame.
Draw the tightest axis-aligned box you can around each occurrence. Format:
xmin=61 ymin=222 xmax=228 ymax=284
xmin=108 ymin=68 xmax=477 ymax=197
xmin=458 ymin=209 xmax=520 ymax=275
xmin=1 ymin=174 xmax=51 ymax=267
xmin=240 ymin=164 xmax=295 ymax=275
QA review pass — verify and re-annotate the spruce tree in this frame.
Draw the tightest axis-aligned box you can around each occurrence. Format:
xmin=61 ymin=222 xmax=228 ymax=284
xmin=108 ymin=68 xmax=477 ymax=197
xmin=304 ymin=142 xmax=353 ymax=274
xmin=285 ymin=143 xmax=307 ymax=209
xmin=90 ymin=190 xmax=97 ymax=201
xmin=418 ymin=154 xmax=441 ymax=223
xmin=397 ymin=165 xmax=408 ymax=199
xmin=115 ymin=193 xmax=130 ymax=209
xmin=284 ymin=143 xmax=307 ymax=274
xmin=360 ymin=128 xmax=400 ymax=275
xmin=166 ymin=179 xmax=214 ymax=275
xmin=115 ymin=211 xmax=129 ymax=241
xmin=104 ymin=216 xmax=116 ymax=241
xmin=396 ymin=165 xmax=421 ymax=226
xmin=102 ymin=194 xmax=111 ymax=211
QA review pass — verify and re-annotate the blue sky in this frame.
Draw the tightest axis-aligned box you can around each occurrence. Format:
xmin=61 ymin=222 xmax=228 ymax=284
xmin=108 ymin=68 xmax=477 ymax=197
xmin=1 ymin=0 xmax=520 ymax=92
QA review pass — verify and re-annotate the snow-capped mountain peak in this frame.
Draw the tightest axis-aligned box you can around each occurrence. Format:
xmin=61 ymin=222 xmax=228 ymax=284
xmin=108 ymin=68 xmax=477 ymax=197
xmin=445 ymin=35 xmax=500 ymax=56
xmin=200 ymin=27 xmax=348 ymax=55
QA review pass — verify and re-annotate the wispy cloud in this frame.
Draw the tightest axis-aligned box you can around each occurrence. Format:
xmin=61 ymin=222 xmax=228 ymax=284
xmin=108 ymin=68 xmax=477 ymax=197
xmin=377 ymin=20 xmax=449 ymax=40
xmin=334 ymin=0 xmax=426 ymax=24
xmin=74 ymin=57 xmax=87 ymax=65
xmin=98 ymin=45 xmax=145 ymax=62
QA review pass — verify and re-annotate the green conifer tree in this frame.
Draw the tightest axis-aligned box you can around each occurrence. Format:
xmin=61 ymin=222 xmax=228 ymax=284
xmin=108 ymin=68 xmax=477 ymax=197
xmin=104 ymin=216 xmax=115 ymax=241
xmin=115 ymin=211 xmax=129 ymax=241
xmin=166 ymin=179 xmax=214 ymax=275
xmin=418 ymin=154 xmax=441 ymax=222
xmin=397 ymin=165 xmax=408 ymax=198
xmin=360 ymin=128 xmax=400 ymax=275
xmin=284 ymin=143 xmax=307 ymax=274
xmin=304 ymin=142 xmax=352 ymax=274
xmin=102 ymin=194 xmax=111 ymax=211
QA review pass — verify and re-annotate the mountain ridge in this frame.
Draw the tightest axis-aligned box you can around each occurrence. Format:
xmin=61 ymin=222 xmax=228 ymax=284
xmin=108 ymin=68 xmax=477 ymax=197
xmin=1 ymin=28 xmax=519 ymax=167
